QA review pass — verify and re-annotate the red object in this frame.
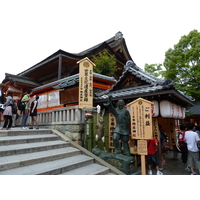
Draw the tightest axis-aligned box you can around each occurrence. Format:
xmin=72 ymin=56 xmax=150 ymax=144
xmin=147 ymin=137 xmax=158 ymax=155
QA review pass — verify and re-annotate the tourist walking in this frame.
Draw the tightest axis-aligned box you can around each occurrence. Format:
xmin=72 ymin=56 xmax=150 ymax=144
xmin=29 ymin=95 xmax=39 ymax=129
xmin=21 ymin=89 xmax=32 ymax=129
xmin=184 ymin=122 xmax=200 ymax=175
xmin=1 ymin=91 xmax=14 ymax=130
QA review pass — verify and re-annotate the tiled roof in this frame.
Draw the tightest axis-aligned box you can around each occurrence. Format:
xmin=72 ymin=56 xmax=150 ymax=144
xmin=33 ymin=73 xmax=116 ymax=91
xmin=94 ymin=60 xmax=194 ymax=106
xmin=4 ymin=73 xmax=40 ymax=87
xmin=186 ymin=104 xmax=200 ymax=115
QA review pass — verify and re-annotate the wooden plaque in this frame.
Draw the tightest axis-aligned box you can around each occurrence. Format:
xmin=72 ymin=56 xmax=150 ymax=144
xmin=137 ymin=140 xmax=147 ymax=155
xmin=77 ymin=57 xmax=95 ymax=109
xmin=127 ymin=98 xmax=153 ymax=139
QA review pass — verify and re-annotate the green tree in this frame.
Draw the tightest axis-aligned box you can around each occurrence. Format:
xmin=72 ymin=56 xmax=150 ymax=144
xmin=144 ymin=63 xmax=164 ymax=78
xmin=92 ymin=49 xmax=117 ymax=76
xmin=163 ymin=29 xmax=200 ymax=103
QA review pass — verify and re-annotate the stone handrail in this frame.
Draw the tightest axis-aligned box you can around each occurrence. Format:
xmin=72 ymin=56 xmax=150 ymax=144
xmin=37 ymin=106 xmax=84 ymax=125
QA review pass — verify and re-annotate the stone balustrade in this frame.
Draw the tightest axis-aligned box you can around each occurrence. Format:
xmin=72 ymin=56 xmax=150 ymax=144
xmin=37 ymin=106 xmax=85 ymax=125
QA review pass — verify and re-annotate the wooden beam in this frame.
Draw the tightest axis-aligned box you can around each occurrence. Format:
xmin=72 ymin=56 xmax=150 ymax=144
xmin=58 ymin=54 xmax=62 ymax=80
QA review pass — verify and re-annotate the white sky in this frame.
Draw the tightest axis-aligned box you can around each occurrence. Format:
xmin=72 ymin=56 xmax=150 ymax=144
xmin=0 ymin=0 xmax=199 ymax=82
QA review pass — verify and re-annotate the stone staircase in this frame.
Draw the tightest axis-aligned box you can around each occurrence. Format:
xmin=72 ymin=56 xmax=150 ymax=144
xmin=0 ymin=129 xmax=124 ymax=175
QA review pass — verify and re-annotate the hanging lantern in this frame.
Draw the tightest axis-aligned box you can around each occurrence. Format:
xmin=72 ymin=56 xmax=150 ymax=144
xmin=160 ymin=100 xmax=186 ymax=119
xmin=160 ymin=100 xmax=173 ymax=118
xmin=151 ymin=100 xmax=159 ymax=117
xmin=179 ymin=107 xmax=186 ymax=119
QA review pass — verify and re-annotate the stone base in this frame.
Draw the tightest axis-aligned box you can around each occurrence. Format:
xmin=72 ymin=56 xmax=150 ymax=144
xmin=92 ymin=147 xmax=137 ymax=174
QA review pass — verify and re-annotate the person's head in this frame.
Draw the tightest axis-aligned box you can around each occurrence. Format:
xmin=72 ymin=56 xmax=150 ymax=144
xmin=186 ymin=122 xmax=195 ymax=131
xmin=180 ymin=124 xmax=186 ymax=131
xmin=26 ymin=89 xmax=33 ymax=95
xmin=6 ymin=91 xmax=13 ymax=97
xmin=33 ymin=95 xmax=39 ymax=100
xmin=117 ymin=99 xmax=125 ymax=109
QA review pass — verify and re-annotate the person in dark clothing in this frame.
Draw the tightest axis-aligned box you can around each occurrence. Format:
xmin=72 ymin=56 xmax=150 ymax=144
xmin=0 ymin=84 xmax=5 ymax=105
xmin=0 ymin=84 xmax=5 ymax=126
xmin=177 ymin=124 xmax=190 ymax=172
xmin=29 ymin=95 xmax=39 ymax=129
xmin=1 ymin=91 xmax=13 ymax=130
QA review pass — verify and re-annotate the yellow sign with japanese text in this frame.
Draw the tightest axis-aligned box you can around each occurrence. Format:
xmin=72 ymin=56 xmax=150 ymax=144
xmin=77 ymin=57 xmax=95 ymax=109
xmin=127 ymin=98 xmax=153 ymax=139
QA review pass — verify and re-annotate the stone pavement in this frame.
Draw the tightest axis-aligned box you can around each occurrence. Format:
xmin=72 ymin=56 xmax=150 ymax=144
xmin=148 ymin=150 xmax=191 ymax=175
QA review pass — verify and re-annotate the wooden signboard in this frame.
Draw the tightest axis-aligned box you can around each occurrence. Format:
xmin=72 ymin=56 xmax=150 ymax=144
xmin=137 ymin=139 xmax=148 ymax=175
xmin=127 ymin=98 xmax=153 ymax=140
xmin=77 ymin=57 xmax=95 ymax=109
xmin=137 ymin=140 xmax=147 ymax=155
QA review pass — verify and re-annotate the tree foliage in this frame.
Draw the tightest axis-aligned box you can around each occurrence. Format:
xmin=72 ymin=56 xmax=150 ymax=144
xmin=144 ymin=30 xmax=200 ymax=103
xmin=144 ymin=63 xmax=164 ymax=78
xmin=163 ymin=29 xmax=200 ymax=103
xmin=92 ymin=49 xmax=117 ymax=76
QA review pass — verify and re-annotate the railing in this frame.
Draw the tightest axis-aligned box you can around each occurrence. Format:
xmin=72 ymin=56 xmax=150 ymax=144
xmin=36 ymin=105 xmax=85 ymax=126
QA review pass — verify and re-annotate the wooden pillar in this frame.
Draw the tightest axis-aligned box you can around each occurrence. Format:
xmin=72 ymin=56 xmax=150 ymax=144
xmin=58 ymin=54 xmax=62 ymax=80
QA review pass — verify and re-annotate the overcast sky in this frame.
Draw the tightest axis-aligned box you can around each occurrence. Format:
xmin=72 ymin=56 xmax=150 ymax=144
xmin=0 ymin=0 xmax=199 ymax=82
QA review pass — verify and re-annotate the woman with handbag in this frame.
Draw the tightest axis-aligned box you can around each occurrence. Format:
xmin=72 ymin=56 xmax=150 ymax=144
xmin=1 ymin=91 xmax=14 ymax=130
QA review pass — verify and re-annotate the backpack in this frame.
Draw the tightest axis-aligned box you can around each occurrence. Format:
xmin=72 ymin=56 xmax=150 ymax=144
xmin=17 ymin=98 xmax=26 ymax=111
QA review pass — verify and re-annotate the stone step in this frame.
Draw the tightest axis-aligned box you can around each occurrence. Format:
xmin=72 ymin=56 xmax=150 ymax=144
xmin=0 ymin=140 xmax=69 ymax=157
xmin=0 ymin=129 xmax=52 ymax=137
xmin=0 ymin=134 xmax=60 ymax=145
xmin=0 ymin=129 xmax=122 ymax=175
xmin=0 ymin=154 xmax=94 ymax=175
xmin=0 ymin=146 xmax=81 ymax=171
xmin=60 ymin=163 xmax=112 ymax=175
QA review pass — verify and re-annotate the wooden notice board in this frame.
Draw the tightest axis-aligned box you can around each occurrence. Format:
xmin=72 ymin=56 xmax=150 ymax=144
xmin=137 ymin=140 xmax=148 ymax=155
xmin=127 ymin=98 xmax=154 ymax=140
xmin=77 ymin=57 xmax=95 ymax=109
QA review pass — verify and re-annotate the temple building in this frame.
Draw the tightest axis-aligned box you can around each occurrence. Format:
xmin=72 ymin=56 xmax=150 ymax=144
xmin=0 ymin=32 xmax=194 ymax=156
xmin=2 ymin=31 xmax=129 ymax=111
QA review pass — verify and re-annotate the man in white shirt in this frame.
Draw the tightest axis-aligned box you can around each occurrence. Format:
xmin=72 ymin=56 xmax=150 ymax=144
xmin=184 ymin=123 xmax=200 ymax=175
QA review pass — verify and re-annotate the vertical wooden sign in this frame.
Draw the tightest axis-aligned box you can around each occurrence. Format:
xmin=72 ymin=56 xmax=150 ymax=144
xmin=127 ymin=98 xmax=154 ymax=140
xmin=127 ymin=98 xmax=154 ymax=175
xmin=77 ymin=57 xmax=95 ymax=109
xmin=137 ymin=139 xmax=148 ymax=175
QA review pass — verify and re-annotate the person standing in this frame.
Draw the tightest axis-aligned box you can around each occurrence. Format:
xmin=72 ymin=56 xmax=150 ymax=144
xmin=21 ymin=89 xmax=32 ymax=129
xmin=12 ymin=100 xmax=18 ymax=127
xmin=147 ymin=137 xmax=163 ymax=175
xmin=177 ymin=124 xmax=190 ymax=172
xmin=184 ymin=122 xmax=200 ymax=175
xmin=0 ymin=84 xmax=5 ymax=126
xmin=29 ymin=95 xmax=39 ymax=129
xmin=1 ymin=91 xmax=13 ymax=130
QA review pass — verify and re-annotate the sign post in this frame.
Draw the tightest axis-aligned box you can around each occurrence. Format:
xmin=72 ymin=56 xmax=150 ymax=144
xmin=137 ymin=139 xmax=148 ymax=175
xmin=127 ymin=98 xmax=154 ymax=175
xmin=77 ymin=57 xmax=95 ymax=109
